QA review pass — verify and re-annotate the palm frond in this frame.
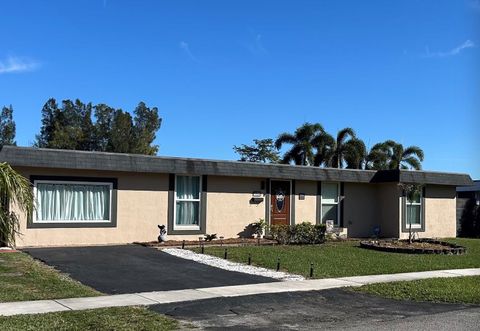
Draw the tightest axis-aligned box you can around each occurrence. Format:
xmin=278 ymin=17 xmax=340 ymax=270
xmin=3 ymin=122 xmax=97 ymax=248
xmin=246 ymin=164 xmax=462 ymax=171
xmin=403 ymin=146 xmax=424 ymax=161
xmin=402 ymin=156 xmax=422 ymax=170
xmin=0 ymin=162 xmax=33 ymax=247
xmin=337 ymin=127 xmax=356 ymax=145
xmin=274 ymin=133 xmax=296 ymax=149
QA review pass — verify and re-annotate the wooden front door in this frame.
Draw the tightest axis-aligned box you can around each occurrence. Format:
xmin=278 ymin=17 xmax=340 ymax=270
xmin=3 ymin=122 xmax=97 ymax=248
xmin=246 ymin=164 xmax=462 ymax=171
xmin=270 ymin=180 xmax=291 ymax=226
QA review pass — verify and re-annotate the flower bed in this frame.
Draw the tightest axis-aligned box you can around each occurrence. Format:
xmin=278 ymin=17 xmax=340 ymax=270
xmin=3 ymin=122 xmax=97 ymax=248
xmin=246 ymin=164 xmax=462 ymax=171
xmin=136 ymin=237 xmax=277 ymax=248
xmin=360 ymin=239 xmax=466 ymax=255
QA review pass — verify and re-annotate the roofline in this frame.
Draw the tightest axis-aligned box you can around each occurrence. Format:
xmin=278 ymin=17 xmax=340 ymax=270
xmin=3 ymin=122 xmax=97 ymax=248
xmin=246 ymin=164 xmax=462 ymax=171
xmin=0 ymin=146 xmax=473 ymax=186
xmin=1 ymin=146 xmax=380 ymax=173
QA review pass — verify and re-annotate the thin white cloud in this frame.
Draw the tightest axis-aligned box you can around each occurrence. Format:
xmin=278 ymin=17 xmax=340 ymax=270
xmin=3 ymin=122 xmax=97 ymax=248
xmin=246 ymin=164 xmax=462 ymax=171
xmin=424 ymin=40 xmax=475 ymax=58
xmin=0 ymin=56 xmax=39 ymax=74
xmin=179 ymin=41 xmax=198 ymax=62
xmin=469 ymin=0 xmax=480 ymax=12
xmin=244 ymin=31 xmax=268 ymax=56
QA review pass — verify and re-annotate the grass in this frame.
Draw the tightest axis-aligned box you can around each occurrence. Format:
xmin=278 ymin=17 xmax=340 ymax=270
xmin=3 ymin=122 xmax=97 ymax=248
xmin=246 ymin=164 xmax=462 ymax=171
xmin=0 ymin=252 xmax=100 ymax=302
xmin=0 ymin=306 xmax=179 ymax=331
xmin=353 ymin=276 xmax=480 ymax=304
xmin=192 ymin=238 xmax=480 ymax=278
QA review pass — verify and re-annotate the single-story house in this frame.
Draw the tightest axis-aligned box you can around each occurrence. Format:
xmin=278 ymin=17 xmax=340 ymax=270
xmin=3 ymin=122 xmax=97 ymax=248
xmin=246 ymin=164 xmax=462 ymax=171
xmin=0 ymin=146 xmax=473 ymax=247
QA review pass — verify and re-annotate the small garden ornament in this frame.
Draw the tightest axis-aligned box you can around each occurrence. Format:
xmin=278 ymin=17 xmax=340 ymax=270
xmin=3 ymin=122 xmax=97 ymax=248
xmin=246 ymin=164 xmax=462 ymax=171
xmin=157 ymin=225 xmax=167 ymax=243
xmin=252 ymin=218 xmax=266 ymax=245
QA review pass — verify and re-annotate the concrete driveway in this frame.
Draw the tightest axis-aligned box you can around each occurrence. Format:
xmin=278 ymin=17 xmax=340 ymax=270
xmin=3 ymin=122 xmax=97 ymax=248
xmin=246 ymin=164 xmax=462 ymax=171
xmin=24 ymin=245 xmax=277 ymax=294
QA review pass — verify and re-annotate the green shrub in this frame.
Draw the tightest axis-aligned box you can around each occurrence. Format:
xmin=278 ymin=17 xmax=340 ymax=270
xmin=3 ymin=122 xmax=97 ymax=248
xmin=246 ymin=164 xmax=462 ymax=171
xmin=270 ymin=222 xmax=326 ymax=245
xmin=270 ymin=224 xmax=291 ymax=244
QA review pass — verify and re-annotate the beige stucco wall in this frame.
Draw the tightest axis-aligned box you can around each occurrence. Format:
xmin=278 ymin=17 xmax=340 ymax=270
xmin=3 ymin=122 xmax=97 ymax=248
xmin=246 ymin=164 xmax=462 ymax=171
xmin=10 ymin=165 xmax=458 ymax=246
xmin=399 ymin=185 xmax=457 ymax=239
xmin=343 ymin=183 xmax=378 ymax=237
xmin=294 ymin=181 xmax=317 ymax=224
xmin=205 ymin=176 xmax=265 ymax=238
xmin=12 ymin=170 xmax=266 ymax=247
xmin=13 ymin=167 xmax=170 ymax=247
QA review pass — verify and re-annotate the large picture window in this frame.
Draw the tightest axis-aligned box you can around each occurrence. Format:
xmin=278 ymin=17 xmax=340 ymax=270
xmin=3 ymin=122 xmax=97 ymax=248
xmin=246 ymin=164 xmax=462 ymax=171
xmin=321 ymin=182 xmax=340 ymax=226
xmin=34 ymin=180 xmax=113 ymax=223
xmin=175 ymin=175 xmax=201 ymax=229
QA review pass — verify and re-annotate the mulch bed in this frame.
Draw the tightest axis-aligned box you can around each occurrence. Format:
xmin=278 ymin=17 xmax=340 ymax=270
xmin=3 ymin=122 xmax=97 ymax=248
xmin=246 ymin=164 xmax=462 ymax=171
xmin=0 ymin=248 xmax=18 ymax=253
xmin=360 ymin=239 xmax=466 ymax=255
xmin=136 ymin=237 xmax=278 ymax=248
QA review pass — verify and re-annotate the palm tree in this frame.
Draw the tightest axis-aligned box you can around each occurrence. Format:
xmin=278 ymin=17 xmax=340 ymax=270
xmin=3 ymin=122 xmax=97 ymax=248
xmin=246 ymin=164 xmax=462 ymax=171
xmin=365 ymin=142 xmax=391 ymax=170
xmin=0 ymin=162 xmax=33 ymax=247
xmin=312 ymin=131 xmax=335 ymax=167
xmin=313 ymin=127 xmax=365 ymax=169
xmin=343 ymin=138 xmax=367 ymax=169
xmin=366 ymin=140 xmax=424 ymax=170
xmin=275 ymin=123 xmax=325 ymax=165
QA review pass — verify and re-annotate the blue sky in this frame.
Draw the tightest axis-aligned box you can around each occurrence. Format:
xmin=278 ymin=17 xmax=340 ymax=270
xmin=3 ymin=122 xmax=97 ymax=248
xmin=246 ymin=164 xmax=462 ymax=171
xmin=1 ymin=0 xmax=478 ymax=178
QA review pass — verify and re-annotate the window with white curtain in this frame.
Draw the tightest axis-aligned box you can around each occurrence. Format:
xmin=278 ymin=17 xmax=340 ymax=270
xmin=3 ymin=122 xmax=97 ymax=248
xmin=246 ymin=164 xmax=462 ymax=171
xmin=34 ymin=181 xmax=112 ymax=223
xmin=405 ymin=190 xmax=422 ymax=228
xmin=175 ymin=175 xmax=201 ymax=229
xmin=321 ymin=182 xmax=340 ymax=226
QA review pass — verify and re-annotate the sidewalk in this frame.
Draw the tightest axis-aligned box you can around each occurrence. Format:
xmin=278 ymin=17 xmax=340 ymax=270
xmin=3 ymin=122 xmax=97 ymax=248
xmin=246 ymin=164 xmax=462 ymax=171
xmin=1 ymin=268 xmax=479 ymax=316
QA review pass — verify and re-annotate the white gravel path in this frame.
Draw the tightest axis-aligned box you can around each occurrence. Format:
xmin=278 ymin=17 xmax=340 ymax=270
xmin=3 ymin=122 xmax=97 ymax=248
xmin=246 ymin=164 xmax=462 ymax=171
xmin=162 ymin=248 xmax=305 ymax=281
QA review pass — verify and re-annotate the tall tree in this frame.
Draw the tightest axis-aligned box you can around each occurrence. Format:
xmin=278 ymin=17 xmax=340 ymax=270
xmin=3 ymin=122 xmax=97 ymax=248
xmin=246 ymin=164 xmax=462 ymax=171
xmin=94 ymin=103 xmax=116 ymax=151
xmin=131 ymin=102 xmax=162 ymax=155
xmin=49 ymin=99 xmax=94 ymax=150
xmin=35 ymin=98 xmax=58 ymax=148
xmin=312 ymin=131 xmax=335 ymax=167
xmin=233 ymin=138 xmax=280 ymax=163
xmin=368 ymin=140 xmax=424 ymax=170
xmin=109 ymin=110 xmax=134 ymax=153
xmin=331 ymin=128 xmax=357 ymax=168
xmin=275 ymin=123 xmax=324 ymax=165
xmin=365 ymin=142 xmax=391 ymax=170
xmin=0 ymin=105 xmax=16 ymax=149
xmin=313 ymin=127 xmax=365 ymax=169
xmin=35 ymin=98 xmax=162 ymax=155
xmin=343 ymin=138 xmax=367 ymax=169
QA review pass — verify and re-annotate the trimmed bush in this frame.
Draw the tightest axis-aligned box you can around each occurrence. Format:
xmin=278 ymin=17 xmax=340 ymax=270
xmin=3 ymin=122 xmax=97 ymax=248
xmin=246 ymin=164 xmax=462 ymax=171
xmin=270 ymin=222 xmax=326 ymax=245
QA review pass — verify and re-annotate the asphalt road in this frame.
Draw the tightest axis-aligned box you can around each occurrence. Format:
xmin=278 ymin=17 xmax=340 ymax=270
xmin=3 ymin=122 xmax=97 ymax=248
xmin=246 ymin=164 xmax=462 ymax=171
xmin=151 ymin=288 xmax=480 ymax=330
xmin=24 ymin=245 xmax=276 ymax=294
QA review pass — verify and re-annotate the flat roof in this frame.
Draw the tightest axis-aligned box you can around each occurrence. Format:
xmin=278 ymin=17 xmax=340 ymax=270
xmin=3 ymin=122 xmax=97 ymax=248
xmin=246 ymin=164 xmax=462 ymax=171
xmin=457 ymin=180 xmax=480 ymax=192
xmin=0 ymin=146 xmax=473 ymax=186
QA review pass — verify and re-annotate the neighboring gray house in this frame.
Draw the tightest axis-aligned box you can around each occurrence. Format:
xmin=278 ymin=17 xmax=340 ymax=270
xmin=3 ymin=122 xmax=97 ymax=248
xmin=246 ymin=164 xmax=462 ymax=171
xmin=456 ymin=180 xmax=480 ymax=233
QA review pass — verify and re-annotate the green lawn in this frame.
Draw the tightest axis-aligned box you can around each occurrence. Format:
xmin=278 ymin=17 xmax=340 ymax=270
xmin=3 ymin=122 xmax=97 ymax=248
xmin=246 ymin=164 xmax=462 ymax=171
xmin=0 ymin=252 xmax=100 ymax=302
xmin=0 ymin=307 xmax=179 ymax=331
xmin=353 ymin=276 xmax=480 ymax=304
xmin=192 ymin=238 xmax=480 ymax=278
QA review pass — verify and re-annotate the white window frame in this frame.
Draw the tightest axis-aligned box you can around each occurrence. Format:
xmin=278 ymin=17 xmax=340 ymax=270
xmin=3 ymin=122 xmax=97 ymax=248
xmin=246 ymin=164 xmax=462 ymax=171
xmin=33 ymin=180 xmax=113 ymax=224
xmin=320 ymin=182 xmax=341 ymax=227
xmin=405 ymin=191 xmax=422 ymax=229
xmin=174 ymin=175 xmax=202 ymax=231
